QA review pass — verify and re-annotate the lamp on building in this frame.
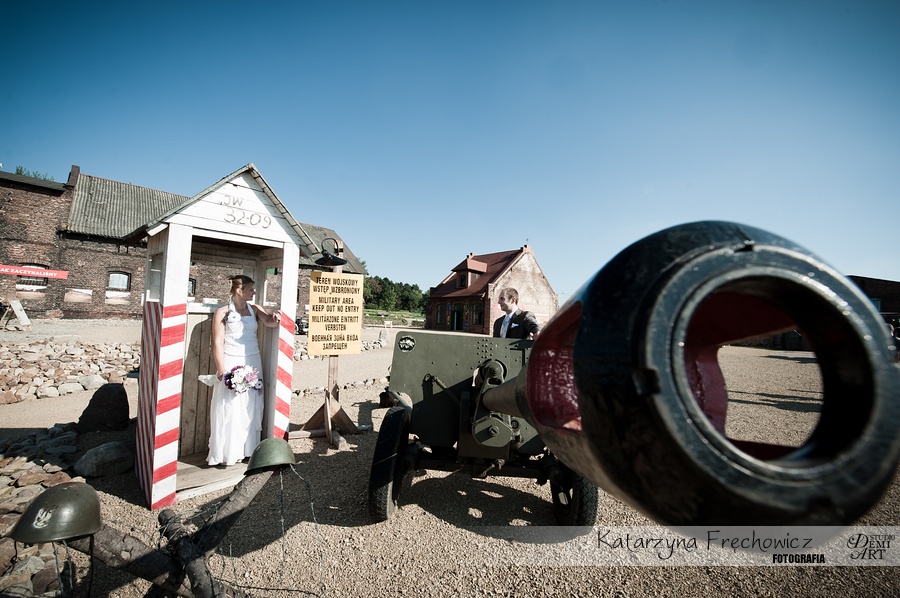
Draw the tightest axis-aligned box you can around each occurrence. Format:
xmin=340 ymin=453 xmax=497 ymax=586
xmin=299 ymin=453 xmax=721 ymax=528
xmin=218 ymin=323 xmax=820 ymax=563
xmin=315 ymin=237 xmax=348 ymax=267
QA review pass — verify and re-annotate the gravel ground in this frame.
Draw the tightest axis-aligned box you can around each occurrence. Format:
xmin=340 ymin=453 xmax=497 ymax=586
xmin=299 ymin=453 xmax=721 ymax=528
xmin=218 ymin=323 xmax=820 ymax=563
xmin=2 ymin=320 xmax=899 ymax=597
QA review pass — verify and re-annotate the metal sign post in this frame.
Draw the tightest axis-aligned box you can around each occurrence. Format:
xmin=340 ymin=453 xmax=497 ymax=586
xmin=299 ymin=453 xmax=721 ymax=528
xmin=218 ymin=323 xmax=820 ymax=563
xmin=296 ymin=243 xmax=364 ymax=447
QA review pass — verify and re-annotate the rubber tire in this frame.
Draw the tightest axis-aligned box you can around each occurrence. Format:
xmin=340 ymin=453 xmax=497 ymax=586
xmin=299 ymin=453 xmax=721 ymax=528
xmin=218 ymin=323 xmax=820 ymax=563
xmin=550 ymin=464 xmax=599 ymax=526
xmin=368 ymin=406 xmax=411 ymax=522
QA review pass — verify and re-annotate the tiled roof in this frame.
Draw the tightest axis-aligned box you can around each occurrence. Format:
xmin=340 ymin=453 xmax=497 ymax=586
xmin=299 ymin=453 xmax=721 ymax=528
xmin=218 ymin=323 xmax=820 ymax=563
xmin=60 ymin=166 xmax=365 ymax=275
xmin=430 ymin=249 xmax=521 ymax=299
xmin=297 ymin=222 xmax=366 ymax=275
xmin=67 ymin=174 xmax=190 ymax=238
xmin=452 ymin=256 xmax=488 ymax=274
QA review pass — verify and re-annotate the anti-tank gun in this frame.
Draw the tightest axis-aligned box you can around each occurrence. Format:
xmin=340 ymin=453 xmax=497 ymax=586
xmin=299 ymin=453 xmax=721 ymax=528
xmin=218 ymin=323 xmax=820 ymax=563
xmin=369 ymin=221 xmax=900 ymax=526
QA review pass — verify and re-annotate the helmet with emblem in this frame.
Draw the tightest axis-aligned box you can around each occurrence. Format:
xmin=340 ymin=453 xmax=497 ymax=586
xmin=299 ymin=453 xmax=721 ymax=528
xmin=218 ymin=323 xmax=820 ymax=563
xmin=9 ymin=482 xmax=102 ymax=544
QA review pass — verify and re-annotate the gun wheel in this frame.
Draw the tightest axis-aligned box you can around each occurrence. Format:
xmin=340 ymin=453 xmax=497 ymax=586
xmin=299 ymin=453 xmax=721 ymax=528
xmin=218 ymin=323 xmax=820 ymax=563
xmin=550 ymin=464 xmax=599 ymax=526
xmin=368 ymin=405 xmax=411 ymax=522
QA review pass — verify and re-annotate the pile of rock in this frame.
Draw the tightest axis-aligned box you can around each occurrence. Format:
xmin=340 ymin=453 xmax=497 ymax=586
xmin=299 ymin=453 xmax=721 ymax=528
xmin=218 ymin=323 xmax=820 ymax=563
xmin=0 ymin=424 xmax=89 ymax=596
xmin=293 ymin=376 xmax=390 ymax=398
xmin=0 ymin=384 xmax=134 ymax=596
xmin=292 ymin=331 xmax=391 ymax=361
xmin=0 ymin=341 xmax=140 ymax=405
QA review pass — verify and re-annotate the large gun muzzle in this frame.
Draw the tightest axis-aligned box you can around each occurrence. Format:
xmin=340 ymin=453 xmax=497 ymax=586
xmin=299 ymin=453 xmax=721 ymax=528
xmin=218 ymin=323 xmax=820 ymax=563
xmin=483 ymin=221 xmax=900 ymax=526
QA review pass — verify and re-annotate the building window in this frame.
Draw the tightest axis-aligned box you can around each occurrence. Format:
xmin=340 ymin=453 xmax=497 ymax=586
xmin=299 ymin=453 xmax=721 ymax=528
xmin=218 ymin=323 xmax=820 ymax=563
xmin=64 ymin=288 xmax=93 ymax=303
xmin=437 ymin=303 xmax=447 ymax=327
xmin=455 ymin=272 xmax=480 ymax=288
xmin=472 ymin=303 xmax=484 ymax=326
xmin=106 ymin=271 xmax=131 ymax=305
xmin=108 ymin=271 xmax=131 ymax=291
xmin=15 ymin=263 xmax=49 ymax=299
xmin=188 ymin=278 xmax=196 ymax=297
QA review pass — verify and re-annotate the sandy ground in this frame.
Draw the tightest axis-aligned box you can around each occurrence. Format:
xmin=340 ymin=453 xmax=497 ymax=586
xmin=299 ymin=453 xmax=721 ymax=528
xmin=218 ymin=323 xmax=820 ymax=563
xmin=2 ymin=320 xmax=899 ymax=597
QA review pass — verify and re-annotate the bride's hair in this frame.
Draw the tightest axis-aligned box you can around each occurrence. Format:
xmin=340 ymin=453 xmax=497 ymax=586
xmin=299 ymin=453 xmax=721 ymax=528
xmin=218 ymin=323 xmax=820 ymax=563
xmin=228 ymin=275 xmax=255 ymax=294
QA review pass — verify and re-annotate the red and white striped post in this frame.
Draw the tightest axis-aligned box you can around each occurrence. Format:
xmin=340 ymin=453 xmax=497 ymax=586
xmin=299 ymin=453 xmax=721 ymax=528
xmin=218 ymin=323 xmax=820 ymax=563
xmin=271 ymin=312 xmax=295 ymax=439
xmin=135 ymin=301 xmax=188 ymax=509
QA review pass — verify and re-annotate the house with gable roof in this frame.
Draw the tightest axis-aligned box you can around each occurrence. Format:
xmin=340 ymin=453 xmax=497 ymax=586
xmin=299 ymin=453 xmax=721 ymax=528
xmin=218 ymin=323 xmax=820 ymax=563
xmin=426 ymin=244 xmax=558 ymax=335
xmin=0 ymin=164 xmax=365 ymax=320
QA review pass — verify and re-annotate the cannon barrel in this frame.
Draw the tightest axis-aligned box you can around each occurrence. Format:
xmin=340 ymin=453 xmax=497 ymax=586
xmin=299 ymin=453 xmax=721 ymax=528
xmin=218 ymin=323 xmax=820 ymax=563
xmin=483 ymin=221 xmax=900 ymax=526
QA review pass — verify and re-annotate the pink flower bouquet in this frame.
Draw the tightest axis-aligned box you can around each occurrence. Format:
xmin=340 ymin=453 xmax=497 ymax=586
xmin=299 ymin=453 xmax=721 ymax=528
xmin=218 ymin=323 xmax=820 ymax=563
xmin=223 ymin=364 xmax=263 ymax=393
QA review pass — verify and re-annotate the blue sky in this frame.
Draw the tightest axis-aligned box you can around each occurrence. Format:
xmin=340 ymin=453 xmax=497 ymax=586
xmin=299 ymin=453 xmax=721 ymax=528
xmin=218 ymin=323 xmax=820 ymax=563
xmin=3 ymin=1 xmax=899 ymax=298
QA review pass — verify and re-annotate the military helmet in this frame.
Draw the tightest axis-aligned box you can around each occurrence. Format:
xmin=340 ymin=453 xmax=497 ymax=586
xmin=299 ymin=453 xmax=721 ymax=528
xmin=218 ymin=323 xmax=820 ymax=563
xmin=246 ymin=437 xmax=296 ymax=474
xmin=10 ymin=482 xmax=102 ymax=544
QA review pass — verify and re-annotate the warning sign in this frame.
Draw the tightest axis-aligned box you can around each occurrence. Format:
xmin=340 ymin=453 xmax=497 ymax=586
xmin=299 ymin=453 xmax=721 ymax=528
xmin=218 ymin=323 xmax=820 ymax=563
xmin=307 ymin=271 xmax=364 ymax=356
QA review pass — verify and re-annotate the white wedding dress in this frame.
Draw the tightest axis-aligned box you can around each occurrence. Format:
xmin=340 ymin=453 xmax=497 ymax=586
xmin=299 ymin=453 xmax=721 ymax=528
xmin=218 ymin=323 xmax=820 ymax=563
xmin=207 ymin=302 xmax=264 ymax=466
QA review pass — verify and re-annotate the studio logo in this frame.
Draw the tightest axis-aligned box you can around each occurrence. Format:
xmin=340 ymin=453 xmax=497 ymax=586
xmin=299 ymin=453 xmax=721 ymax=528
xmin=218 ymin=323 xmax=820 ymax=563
xmin=847 ymin=533 xmax=894 ymax=560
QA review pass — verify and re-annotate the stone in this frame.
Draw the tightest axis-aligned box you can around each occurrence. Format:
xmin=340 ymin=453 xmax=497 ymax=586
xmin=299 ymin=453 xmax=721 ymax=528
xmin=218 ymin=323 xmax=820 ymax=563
xmin=43 ymin=431 xmax=77 ymax=447
xmin=47 ymin=424 xmax=73 ymax=437
xmin=73 ymin=441 xmax=134 ymax=477
xmin=56 ymin=382 xmax=84 ymax=395
xmin=0 ymin=390 xmax=21 ymax=405
xmin=0 ymin=575 xmax=33 ymax=596
xmin=30 ymin=563 xmax=63 ymax=595
xmin=76 ymin=383 xmax=129 ymax=432
xmin=36 ymin=386 xmax=60 ymax=399
xmin=9 ymin=555 xmax=46 ymax=578
xmin=13 ymin=472 xmax=50 ymax=488
xmin=77 ymin=374 xmax=106 ymax=390
xmin=41 ymin=471 xmax=72 ymax=487
xmin=0 ymin=537 xmax=17 ymax=576
xmin=13 ymin=386 xmax=35 ymax=399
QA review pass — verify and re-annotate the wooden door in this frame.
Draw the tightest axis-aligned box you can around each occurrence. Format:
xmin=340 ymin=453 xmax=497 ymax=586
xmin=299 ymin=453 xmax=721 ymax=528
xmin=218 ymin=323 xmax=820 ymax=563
xmin=180 ymin=313 xmax=216 ymax=456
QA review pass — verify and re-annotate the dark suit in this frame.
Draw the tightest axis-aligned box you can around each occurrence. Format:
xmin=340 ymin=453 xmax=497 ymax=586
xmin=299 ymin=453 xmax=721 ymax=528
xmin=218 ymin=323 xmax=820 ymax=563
xmin=493 ymin=308 xmax=540 ymax=339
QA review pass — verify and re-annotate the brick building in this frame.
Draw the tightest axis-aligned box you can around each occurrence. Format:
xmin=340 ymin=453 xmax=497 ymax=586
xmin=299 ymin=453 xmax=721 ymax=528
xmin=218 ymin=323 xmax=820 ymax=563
xmin=0 ymin=165 xmax=364 ymax=319
xmin=426 ymin=245 xmax=557 ymax=334
xmin=849 ymin=275 xmax=900 ymax=326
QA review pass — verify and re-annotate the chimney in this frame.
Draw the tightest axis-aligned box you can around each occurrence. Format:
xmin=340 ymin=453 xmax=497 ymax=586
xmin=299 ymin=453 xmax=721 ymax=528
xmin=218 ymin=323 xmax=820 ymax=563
xmin=65 ymin=165 xmax=80 ymax=188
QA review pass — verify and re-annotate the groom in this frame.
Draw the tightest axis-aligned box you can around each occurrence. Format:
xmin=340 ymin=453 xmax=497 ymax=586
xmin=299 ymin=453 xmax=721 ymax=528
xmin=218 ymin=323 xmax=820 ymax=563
xmin=492 ymin=287 xmax=540 ymax=340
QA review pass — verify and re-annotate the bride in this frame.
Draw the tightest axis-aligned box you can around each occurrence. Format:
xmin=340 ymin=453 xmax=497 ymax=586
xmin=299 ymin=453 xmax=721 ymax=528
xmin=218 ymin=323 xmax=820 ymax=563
xmin=207 ymin=275 xmax=281 ymax=466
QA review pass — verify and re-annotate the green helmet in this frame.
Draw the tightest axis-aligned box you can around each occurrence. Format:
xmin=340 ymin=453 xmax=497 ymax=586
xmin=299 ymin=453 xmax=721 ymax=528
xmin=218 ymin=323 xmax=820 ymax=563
xmin=245 ymin=437 xmax=296 ymax=474
xmin=10 ymin=482 xmax=102 ymax=544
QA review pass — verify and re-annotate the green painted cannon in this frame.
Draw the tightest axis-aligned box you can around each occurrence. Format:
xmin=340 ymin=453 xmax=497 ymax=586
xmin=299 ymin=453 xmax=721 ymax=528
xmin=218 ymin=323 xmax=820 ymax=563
xmin=369 ymin=221 xmax=900 ymax=526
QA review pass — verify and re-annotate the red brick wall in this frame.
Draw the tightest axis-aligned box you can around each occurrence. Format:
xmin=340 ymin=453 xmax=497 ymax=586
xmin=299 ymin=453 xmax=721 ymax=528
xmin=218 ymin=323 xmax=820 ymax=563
xmin=0 ymin=179 xmax=71 ymax=314
xmin=849 ymin=275 xmax=900 ymax=321
xmin=56 ymin=236 xmax=147 ymax=318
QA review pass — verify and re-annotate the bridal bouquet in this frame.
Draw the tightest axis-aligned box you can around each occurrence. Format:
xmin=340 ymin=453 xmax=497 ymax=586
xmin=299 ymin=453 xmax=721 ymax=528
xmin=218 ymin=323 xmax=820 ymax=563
xmin=223 ymin=364 xmax=263 ymax=393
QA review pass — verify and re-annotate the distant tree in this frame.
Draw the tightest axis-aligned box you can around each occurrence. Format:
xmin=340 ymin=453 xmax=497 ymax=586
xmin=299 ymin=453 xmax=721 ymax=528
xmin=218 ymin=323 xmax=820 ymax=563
xmin=397 ymin=282 xmax=424 ymax=311
xmin=15 ymin=166 xmax=55 ymax=181
xmin=358 ymin=261 xmax=426 ymax=312
xmin=381 ymin=283 xmax=398 ymax=311
xmin=364 ymin=276 xmax=383 ymax=306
